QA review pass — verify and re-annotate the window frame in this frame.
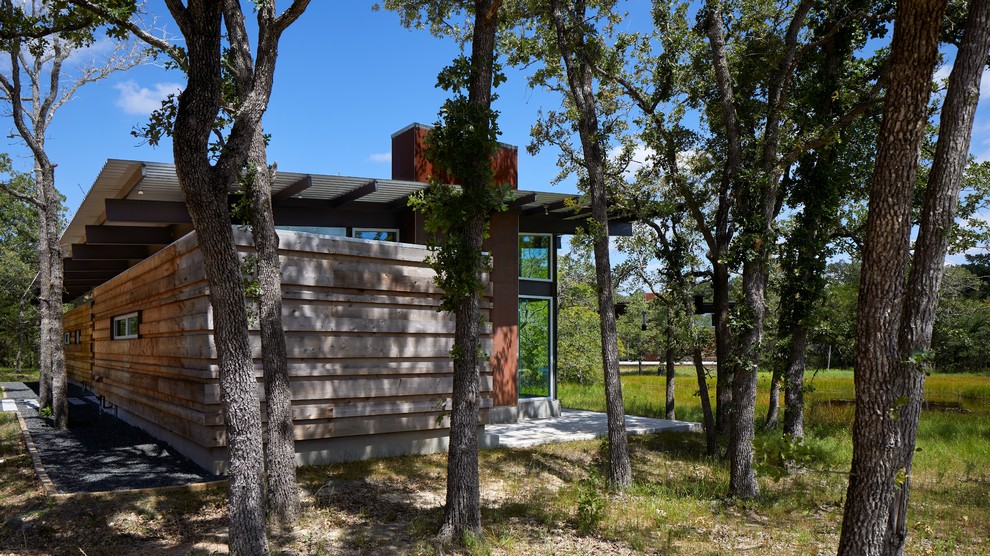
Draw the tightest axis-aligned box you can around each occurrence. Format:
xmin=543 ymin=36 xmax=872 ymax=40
xmin=517 ymin=295 xmax=555 ymax=400
xmin=352 ymin=228 xmax=400 ymax=242
xmin=74 ymin=330 xmax=81 ymax=344
xmin=63 ymin=332 xmax=71 ymax=345
xmin=518 ymin=233 xmax=554 ymax=282
xmin=112 ymin=312 xmax=140 ymax=340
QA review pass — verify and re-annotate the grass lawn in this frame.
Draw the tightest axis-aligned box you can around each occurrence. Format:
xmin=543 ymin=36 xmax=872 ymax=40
xmin=1 ymin=367 xmax=987 ymax=554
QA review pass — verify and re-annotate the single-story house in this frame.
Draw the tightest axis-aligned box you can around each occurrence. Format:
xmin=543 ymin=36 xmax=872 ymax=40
xmin=59 ymin=123 xmax=632 ymax=473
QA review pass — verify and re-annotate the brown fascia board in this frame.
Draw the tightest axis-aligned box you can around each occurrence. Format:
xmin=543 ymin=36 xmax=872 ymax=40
xmin=271 ymin=175 xmax=313 ymax=204
xmin=85 ymin=225 xmax=174 ymax=245
xmin=63 ymin=259 xmax=130 ymax=272
xmin=328 ymin=180 xmax=378 ymax=208
xmin=71 ymin=244 xmax=149 ymax=260
xmin=104 ymin=199 xmax=192 ymax=224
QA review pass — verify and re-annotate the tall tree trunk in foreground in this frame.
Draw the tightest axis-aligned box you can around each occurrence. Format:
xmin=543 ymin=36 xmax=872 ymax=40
xmin=711 ymin=261 xmax=733 ymax=437
xmin=437 ymin=0 xmax=502 ymax=541
xmin=882 ymin=0 xmax=990 ymax=552
xmin=836 ymin=0 xmax=948 ymax=551
xmin=245 ymin=129 xmax=299 ymax=533
xmin=223 ymin=0 xmax=300 ymax=531
xmin=168 ymin=4 xmax=266 ymax=553
xmin=38 ymin=162 xmax=67 ymax=428
xmin=550 ymin=0 xmax=632 ymax=490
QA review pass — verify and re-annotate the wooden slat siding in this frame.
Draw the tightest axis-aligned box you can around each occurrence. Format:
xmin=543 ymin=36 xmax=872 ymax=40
xmin=63 ymin=302 xmax=94 ymax=384
xmin=67 ymin=228 xmax=496 ymax=465
xmin=84 ymin=232 xmax=220 ymax=450
xmin=247 ymin=229 xmax=494 ymax=436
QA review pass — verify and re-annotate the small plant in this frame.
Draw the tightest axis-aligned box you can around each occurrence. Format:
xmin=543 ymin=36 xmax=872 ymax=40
xmin=39 ymin=407 xmax=52 ymax=418
xmin=575 ymin=476 xmax=607 ymax=535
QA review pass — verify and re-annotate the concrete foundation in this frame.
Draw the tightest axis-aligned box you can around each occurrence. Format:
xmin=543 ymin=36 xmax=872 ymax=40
xmin=488 ymin=398 xmax=562 ymax=424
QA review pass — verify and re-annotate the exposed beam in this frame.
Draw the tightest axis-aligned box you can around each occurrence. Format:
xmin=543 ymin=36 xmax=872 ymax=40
xmin=63 ymin=278 xmax=113 ymax=287
xmin=64 ymin=270 xmax=124 ymax=281
xmin=521 ymin=199 xmax=571 ymax=216
xmin=507 ymin=192 xmax=538 ymax=210
xmin=272 ymin=204 xmax=403 ymax=229
xmin=271 ymin=175 xmax=313 ymax=204
xmin=329 ymin=179 xmax=378 ymax=208
xmin=562 ymin=209 xmax=592 ymax=221
xmin=105 ymin=199 xmax=191 ymax=224
xmin=85 ymin=225 xmax=174 ymax=244
xmin=388 ymin=193 xmax=416 ymax=211
xmin=63 ymin=259 xmax=130 ymax=272
xmin=71 ymin=244 xmax=149 ymax=260
xmin=114 ymin=162 xmax=147 ymax=200
xmin=519 ymin=216 xmax=633 ymax=236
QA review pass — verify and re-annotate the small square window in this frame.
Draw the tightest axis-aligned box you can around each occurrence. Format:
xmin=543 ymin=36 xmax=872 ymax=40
xmin=112 ymin=312 xmax=139 ymax=340
xmin=64 ymin=332 xmax=71 ymax=345
xmin=353 ymin=228 xmax=399 ymax=242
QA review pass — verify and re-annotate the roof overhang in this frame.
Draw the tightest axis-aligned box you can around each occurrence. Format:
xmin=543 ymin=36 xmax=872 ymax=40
xmin=59 ymin=159 xmax=633 ymax=301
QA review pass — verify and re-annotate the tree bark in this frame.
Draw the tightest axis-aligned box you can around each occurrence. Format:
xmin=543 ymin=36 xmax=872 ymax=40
xmin=550 ymin=0 xmax=632 ymax=490
xmin=244 ymin=129 xmax=299 ymax=534
xmin=664 ymin=317 xmax=676 ymax=420
xmin=836 ymin=0 xmax=947 ymax=551
xmin=693 ymin=348 xmax=718 ymax=456
xmin=37 ymin=162 xmax=67 ymax=429
xmin=166 ymin=2 xmax=271 ymax=553
xmin=764 ymin=365 xmax=781 ymax=430
xmin=781 ymin=324 xmax=808 ymax=439
xmin=437 ymin=0 xmax=501 ymax=541
xmin=711 ymin=261 xmax=733 ymax=437
xmin=883 ymin=0 xmax=990 ymax=552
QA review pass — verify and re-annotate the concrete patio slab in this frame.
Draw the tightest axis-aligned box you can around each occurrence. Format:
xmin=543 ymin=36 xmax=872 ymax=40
xmin=486 ymin=409 xmax=701 ymax=448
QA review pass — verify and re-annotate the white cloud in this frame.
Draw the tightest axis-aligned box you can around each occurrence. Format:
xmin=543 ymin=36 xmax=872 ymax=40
xmin=368 ymin=152 xmax=392 ymax=164
xmin=114 ymin=81 xmax=182 ymax=115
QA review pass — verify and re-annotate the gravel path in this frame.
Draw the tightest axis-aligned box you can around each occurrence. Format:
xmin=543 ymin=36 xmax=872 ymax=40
xmin=2 ymin=381 xmax=220 ymax=494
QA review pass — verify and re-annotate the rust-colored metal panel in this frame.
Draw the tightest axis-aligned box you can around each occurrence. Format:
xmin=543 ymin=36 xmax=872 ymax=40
xmin=487 ymin=212 xmax=519 ymax=406
xmin=391 ymin=124 xmax=518 ymax=189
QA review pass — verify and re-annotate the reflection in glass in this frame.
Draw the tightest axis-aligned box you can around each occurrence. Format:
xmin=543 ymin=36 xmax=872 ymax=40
xmin=354 ymin=229 xmax=399 ymax=242
xmin=519 ymin=234 xmax=551 ymax=280
xmin=519 ymin=298 xmax=551 ymax=398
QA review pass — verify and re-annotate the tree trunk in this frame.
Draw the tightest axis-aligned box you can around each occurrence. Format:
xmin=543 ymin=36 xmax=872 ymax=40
xmin=36 ymin=194 xmax=52 ymax=410
xmin=693 ymin=348 xmax=718 ymax=456
xmin=711 ymin=260 xmax=733 ymax=437
xmin=883 ymin=0 xmax=990 ymax=552
xmin=836 ymin=0 xmax=947 ymax=551
xmin=764 ymin=366 xmax=781 ymax=430
xmin=438 ymin=216 xmax=485 ymax=543
xmin=664 ymin=317 xmax=676 ymax=420
xmin=169 ymin=4 xmax=269 ymax=553
xmin=781 ymin=324 xmax=808 ymax=440
xmin=437 ymin=0 xmax=501 ymax=541
xmin=728 ymin=251 xmax=766 ymax=499
xmin=550 ymin=0 xmax=631 ymax=490
xmin=36 ymin=162 xmax=67 ymax=429
xmin=244 ymin=129 xmax=299 ymax=534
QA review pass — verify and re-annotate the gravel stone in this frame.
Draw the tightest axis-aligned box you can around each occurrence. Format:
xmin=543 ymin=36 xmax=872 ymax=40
xmin=2 ymin=381 xmax=220 ymax=493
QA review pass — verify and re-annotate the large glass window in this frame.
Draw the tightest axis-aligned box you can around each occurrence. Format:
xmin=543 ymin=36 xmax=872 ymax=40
xmin=112 ymin=312 xmax=139 ymax=340
xmin=519 ymin=234 xmax=552 ymax=280
xmin=519 ymin=297 xmax=552 ymax=398
xmin=353 ymin=228 xmax=399 ymax=242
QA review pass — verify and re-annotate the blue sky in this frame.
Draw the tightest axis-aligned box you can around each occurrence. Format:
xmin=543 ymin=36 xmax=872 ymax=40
xmin=2 ymin=1 xmax=989 ymax=254
xmin=4 ymin=2 xmax=575 ymax=222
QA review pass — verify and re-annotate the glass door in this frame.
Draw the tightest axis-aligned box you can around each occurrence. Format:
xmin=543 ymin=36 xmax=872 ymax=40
xmin=518 ymin=297 xmax=552 ymax=398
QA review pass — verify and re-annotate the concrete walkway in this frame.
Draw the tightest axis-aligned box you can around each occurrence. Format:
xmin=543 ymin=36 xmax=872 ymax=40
xmin=487 ymin=409 xmax=701 ymax=448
